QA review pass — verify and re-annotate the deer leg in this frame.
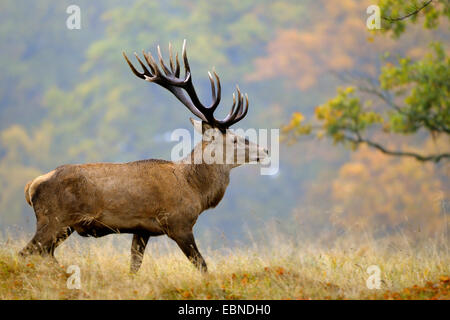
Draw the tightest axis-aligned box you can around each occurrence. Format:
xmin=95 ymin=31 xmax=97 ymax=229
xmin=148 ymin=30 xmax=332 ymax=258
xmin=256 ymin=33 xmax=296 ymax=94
xmin=130 ymin=233 xmax=150 ymax=273
xmin=20 ymin=214 xmax=72 ymax=258
xmin=20 ymin=226 xmax=72 ymax=258
xmin=20 ymin=215 xmax=50 ymax=257
xmin=49 ymin=227 xmax=74 ymax=257
xmin=170 ymin=231 xmax=207 ymax=273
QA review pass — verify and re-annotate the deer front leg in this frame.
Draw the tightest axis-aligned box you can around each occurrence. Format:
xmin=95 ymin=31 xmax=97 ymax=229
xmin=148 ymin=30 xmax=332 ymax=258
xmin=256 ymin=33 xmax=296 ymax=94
xmin=130 ymin=233 xmax=150 ymax=273
xmin=170 ymin=231 xmax=207 ymax=273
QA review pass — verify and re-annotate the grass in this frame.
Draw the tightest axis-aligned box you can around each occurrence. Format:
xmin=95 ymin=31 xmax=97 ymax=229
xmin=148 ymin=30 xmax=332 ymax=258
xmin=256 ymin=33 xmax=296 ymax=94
xmin=0 ymin=233 xmax=448 ymax=300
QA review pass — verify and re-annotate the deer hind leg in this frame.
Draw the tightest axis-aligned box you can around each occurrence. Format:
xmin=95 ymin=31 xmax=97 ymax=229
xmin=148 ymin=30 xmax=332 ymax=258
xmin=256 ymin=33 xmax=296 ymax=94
xmin=20 ymin=225 xmax=73 ymax=259
xmin=48 ymin=226 xmax=73 ymax=256
xmin=130 ymin=233 xmax=150 ymax=274
xmin=169 ymin=231 xmax=207 ymax=273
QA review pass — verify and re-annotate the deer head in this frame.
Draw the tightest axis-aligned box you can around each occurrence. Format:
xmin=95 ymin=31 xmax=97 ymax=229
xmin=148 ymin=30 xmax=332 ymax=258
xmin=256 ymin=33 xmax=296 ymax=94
xmin=123 ymin=40 xmax=269 ymax=166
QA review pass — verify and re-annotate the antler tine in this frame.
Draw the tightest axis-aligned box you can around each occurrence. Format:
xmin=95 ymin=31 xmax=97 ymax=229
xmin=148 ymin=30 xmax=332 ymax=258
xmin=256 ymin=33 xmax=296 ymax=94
xmin=237 ymin=88 xmax=244 ymax=116
xmin=141 ymin=49 xmax=187 ymax=86
xmin=168 ymin=42 xmax=175 ymax=74
xmin=123 ymin=52 xmax=146 ymax=79
xmin=133 ymin=53 xmax=154 ymax=80
xmin=134 ymin=52 xmax=150 ymax=76
xmin=142 ymin=50 xmax=159 ymax=77
xmin=228 ymin=93 xmax=249 ymax=126
xmin=213 ymin=71 xmax=221 ymax=110
xmin=231 ymin=93 xmax=237 ymax=115
xmin=220 ymin=86 xmax=249 ymax=126
xmin=182 ymin=39 xmax=191 ymax=76
xmin=225 ymin=93 xmax=237 ymax=121
xmin=232 ymin=85 xmax=244 ymax=120
xmin=220 ymin=90 xmax=239 ymax=124
xmin=206 ymin=70 xmax=221 ymax=113
xmin=239 ymin=94 xmax=249 ymax=120
xmin=174 ymin=52 xmax=180 ymax=77
xmin=208 ymin=72 xmax=216 ymax=100
xmin=157 ymin=45 xmax=172 ymax=76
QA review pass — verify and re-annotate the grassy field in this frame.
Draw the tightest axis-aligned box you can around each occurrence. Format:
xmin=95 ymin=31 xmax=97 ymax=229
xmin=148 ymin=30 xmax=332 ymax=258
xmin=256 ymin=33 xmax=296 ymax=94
xmin=0 ymin=233 xmax=448 ymax=300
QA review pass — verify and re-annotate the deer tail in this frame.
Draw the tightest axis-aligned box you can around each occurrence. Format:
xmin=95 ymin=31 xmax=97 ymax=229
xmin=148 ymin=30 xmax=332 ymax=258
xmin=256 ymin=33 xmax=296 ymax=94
xmin=24 ymin=180 xmax=33 ymax=206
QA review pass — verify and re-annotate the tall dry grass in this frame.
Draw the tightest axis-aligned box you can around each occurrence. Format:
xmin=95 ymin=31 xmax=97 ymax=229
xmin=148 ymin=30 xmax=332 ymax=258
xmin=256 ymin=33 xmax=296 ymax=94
xmin=0 ymin=231 xmax=448 ymax=300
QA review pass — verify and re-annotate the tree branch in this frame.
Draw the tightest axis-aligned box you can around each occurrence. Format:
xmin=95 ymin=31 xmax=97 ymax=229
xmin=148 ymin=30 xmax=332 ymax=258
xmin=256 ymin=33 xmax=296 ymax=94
xmin=349 ymin=78 xmax=450 ymax=134
xmin=343 ymin=134 xmax=450 ymax=163
xmin=382 ymin=0 xmax=433 ymax=22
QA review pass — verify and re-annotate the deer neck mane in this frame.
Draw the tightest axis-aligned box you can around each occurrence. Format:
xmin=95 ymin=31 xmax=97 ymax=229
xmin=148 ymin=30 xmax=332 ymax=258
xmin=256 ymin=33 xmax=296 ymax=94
xmin=179 ymin=142 xmax=232 ymax=210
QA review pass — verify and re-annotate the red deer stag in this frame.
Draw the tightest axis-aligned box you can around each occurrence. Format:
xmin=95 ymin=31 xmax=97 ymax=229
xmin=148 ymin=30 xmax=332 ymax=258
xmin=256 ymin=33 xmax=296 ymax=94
xmin=20 ymin=40 xmax=269 ymax=273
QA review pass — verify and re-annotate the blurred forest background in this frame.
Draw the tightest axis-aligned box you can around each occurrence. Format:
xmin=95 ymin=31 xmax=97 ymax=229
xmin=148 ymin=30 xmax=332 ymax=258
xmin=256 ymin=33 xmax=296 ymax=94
xmin=0 ymin=0 xmax=448 ymax=247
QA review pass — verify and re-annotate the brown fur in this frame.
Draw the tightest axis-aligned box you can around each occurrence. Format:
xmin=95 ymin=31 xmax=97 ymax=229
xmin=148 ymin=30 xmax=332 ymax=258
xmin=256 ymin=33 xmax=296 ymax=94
xmin=20 ymin=141 xmax=238 ymax=273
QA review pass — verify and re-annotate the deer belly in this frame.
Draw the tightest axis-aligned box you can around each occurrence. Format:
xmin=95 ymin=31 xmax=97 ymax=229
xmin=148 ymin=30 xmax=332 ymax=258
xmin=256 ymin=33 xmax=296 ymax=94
xmin=73 ymin=223 xmax=114 ymax=238
xmin=73 ymin=212 xmax=165 ymax=237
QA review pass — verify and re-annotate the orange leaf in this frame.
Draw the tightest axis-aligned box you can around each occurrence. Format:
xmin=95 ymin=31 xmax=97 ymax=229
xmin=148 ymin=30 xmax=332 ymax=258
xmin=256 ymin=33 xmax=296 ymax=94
xmin=276 ymin=267 xmax=285 ymax=275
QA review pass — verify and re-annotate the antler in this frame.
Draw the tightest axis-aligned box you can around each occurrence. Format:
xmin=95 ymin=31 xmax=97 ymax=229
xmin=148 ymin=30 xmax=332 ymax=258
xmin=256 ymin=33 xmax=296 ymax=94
xmin=123 ymin=40 xmax=249 ymax=130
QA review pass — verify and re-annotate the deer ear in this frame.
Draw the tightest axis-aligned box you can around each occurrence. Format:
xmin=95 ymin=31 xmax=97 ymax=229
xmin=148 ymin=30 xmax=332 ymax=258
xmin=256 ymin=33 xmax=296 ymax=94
xmin=190 ymin=118 xmax=215 ymax=135
xmin=190 ymin=118 xmax=203 ymax=133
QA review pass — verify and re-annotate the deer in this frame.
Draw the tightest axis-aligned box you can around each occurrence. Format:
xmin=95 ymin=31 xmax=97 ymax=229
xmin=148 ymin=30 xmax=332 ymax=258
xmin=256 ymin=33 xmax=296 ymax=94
xmin=20 ymin=40 xmax=269 ymax=273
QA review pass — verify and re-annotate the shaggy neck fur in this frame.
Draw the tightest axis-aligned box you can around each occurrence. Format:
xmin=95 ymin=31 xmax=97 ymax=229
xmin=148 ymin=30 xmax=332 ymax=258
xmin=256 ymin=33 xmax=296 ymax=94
xmin=179 ymin=141 xmax=234 ymax=210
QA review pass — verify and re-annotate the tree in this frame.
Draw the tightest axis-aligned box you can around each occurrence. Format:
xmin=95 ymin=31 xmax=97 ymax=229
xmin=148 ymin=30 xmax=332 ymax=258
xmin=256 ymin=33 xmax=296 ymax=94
xmin=283 ymin=0 xmax=450 ymax=163
xmin=328 ymin=144 xmax=447 ymax=238
xmin=379 ymin=0 xmax=449 ymax=36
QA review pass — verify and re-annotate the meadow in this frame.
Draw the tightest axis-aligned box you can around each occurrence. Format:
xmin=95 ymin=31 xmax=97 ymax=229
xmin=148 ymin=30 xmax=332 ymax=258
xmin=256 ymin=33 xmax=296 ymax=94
xmin=0 ymin=232 xmax=448 ymax=300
